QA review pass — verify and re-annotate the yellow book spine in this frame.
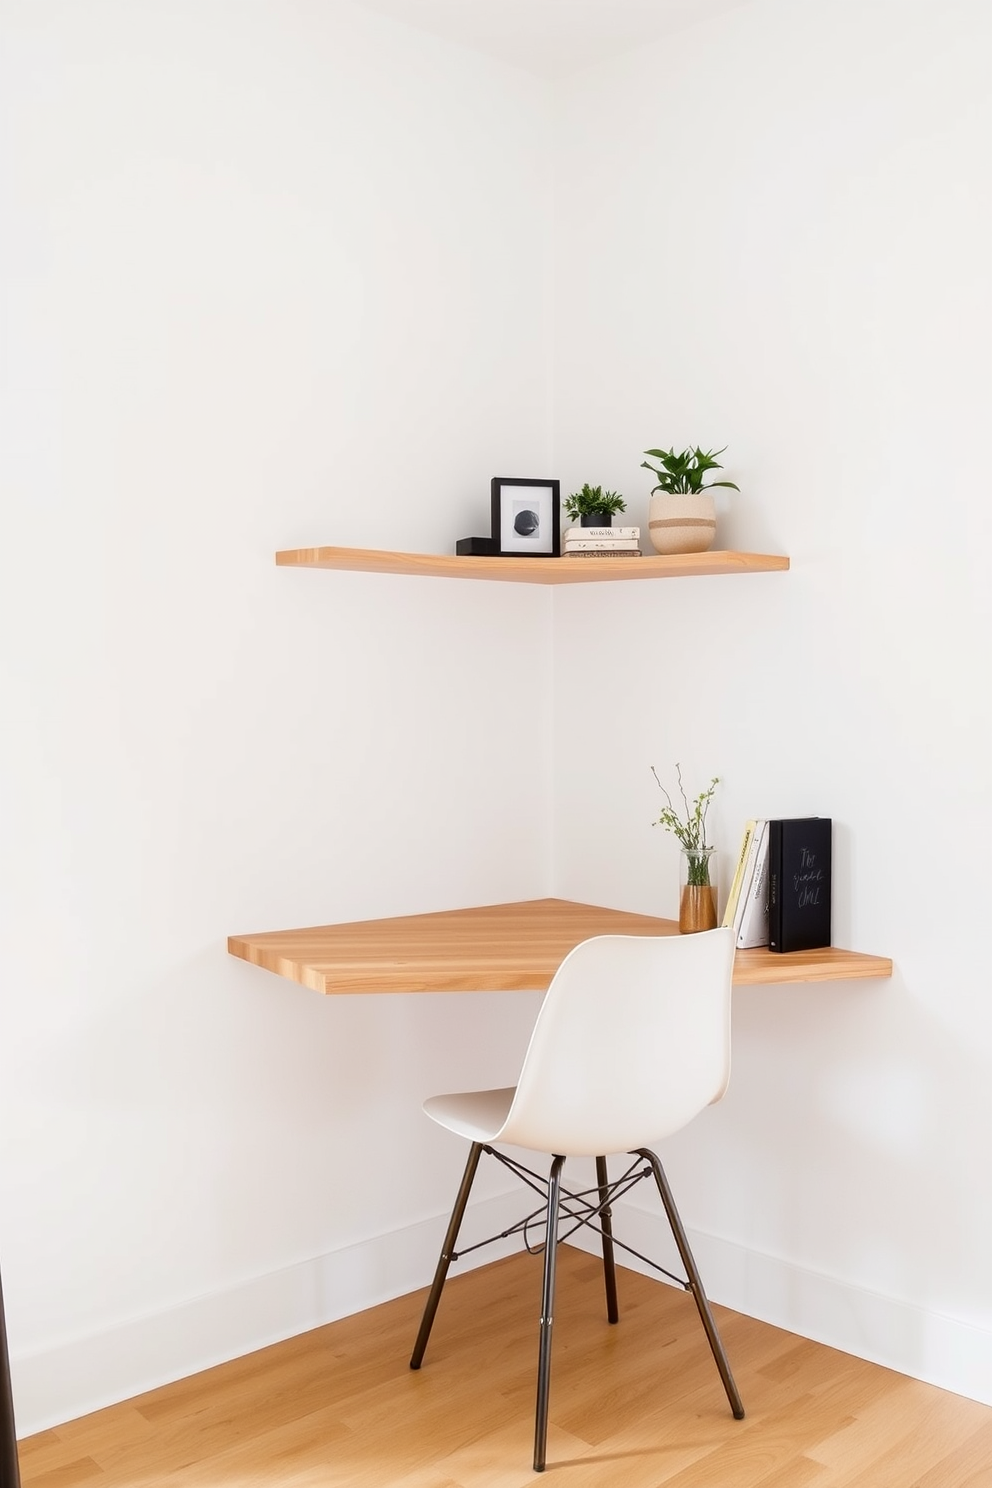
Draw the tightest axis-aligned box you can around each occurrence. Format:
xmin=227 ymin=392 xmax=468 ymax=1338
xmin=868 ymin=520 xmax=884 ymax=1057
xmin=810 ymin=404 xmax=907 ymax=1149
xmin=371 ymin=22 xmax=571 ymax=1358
xmin=722 ymin=820 xmax=756 ymax=928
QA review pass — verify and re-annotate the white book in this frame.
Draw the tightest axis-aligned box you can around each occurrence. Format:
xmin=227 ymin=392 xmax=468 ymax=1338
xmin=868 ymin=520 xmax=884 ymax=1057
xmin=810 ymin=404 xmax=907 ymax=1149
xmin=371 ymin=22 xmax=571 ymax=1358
xmin=731 ymin=818 xmax=766 ymax=940
xmin=564 ymin=537 xmax=641 ymax=551
xmin=565 ymin=525 xmax=640 ymax=540
xmin=737 ymin=822 xmax=771 ymax=948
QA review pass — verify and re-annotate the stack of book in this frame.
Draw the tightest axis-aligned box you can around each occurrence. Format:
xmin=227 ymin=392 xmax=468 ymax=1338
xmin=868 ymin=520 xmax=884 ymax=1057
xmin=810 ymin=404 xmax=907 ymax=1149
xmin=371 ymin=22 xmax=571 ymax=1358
xmin=723 ymin=816 xmax=832 ymax=952
xmin=563 ymin=525 xmax=642 ymax=559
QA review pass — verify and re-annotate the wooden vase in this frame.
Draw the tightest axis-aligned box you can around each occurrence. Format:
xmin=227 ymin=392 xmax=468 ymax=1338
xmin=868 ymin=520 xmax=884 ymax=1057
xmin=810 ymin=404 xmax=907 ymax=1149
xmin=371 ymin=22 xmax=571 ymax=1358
xmin=679 ymin=884 xmax=718 ymax=934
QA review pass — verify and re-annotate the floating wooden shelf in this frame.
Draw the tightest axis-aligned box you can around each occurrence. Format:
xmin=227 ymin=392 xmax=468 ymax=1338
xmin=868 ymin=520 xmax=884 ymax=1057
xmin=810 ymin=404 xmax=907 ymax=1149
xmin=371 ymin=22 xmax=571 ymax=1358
xmin=275 ymin=545 xmax=790 ymax=585
xmin=228 ymin=899 xmax=892 ymax=996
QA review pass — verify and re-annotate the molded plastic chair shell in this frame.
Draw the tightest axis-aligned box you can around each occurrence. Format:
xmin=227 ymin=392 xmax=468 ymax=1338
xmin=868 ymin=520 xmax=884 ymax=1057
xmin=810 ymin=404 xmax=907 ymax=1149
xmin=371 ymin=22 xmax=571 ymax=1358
xmin=424 ymin=928 xmax=734 ymax=1157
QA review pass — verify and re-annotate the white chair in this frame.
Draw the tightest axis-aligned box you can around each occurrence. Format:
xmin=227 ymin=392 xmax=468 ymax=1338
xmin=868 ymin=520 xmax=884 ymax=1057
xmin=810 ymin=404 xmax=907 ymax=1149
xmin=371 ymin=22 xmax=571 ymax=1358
xmin=409 ymin=928 xmax=744 ymax=1472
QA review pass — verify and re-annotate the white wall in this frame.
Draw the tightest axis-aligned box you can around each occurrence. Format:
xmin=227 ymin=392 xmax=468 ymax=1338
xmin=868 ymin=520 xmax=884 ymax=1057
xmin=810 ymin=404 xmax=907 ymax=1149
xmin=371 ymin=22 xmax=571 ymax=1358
xmin=3 ymin=0 xmax=990 ymax=1437
xmin=0 ymin=0 xmax=554 ymax=1431
xmin=551 ymin=0 xmax=992 ymax=1402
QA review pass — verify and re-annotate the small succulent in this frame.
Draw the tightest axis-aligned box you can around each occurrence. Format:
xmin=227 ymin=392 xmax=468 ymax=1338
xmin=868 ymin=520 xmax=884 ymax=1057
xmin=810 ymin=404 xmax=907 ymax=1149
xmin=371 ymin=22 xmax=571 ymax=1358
xmin=562 ymin=483 xmax=628 ymax=521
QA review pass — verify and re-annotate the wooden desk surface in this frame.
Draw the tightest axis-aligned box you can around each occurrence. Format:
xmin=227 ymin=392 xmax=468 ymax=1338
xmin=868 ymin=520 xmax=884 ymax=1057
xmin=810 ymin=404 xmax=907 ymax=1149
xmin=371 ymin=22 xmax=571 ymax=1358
xmin=228 ymin=898 xmax=892 ymax=995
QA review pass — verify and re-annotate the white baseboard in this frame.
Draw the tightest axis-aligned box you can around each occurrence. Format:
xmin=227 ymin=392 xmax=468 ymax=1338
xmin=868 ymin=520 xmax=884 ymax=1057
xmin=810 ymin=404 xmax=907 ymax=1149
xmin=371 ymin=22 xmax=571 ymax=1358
xmin=14 ymin=1188 xmax=992 ymax=1436
xmin=567 ymin=1196 xmax=992 ymax=1409
xmin=10 ymin=1189 xmax=527 ymax=1437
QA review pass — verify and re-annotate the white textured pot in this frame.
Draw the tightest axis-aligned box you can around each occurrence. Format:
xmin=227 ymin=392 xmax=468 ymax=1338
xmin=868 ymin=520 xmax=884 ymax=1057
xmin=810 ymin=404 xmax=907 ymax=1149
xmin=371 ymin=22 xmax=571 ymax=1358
xmin=648 ymin=491 xmax=717 ymax=555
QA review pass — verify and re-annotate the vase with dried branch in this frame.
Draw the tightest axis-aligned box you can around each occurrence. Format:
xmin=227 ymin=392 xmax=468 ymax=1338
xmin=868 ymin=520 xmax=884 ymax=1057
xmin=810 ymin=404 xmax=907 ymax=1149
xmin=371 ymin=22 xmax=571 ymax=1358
xmin=651 ymin=764 xmax=719 ymax=933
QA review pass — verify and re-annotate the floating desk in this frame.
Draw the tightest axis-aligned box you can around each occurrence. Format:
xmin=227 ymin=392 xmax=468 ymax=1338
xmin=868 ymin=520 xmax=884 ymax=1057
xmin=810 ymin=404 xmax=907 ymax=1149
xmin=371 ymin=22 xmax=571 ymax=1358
xmin=228 ymin=898 xmax=892 ymax=994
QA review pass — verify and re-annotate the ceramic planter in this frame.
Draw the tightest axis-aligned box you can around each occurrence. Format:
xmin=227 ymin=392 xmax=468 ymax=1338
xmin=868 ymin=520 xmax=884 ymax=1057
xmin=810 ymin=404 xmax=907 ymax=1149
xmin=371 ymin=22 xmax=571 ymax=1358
xmin=648 ymin=491 xmax=717 ymax=555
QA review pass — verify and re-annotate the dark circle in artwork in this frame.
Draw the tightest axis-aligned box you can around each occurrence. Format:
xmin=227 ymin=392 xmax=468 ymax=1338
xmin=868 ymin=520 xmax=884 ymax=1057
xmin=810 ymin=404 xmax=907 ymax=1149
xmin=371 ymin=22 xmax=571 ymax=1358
xmin=513 ymin=509 xmax=540 ymax=536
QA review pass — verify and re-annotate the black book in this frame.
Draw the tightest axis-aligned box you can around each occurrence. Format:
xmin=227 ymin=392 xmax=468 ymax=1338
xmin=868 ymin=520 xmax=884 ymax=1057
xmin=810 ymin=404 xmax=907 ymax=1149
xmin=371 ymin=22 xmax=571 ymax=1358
xmin=767 ymin=818 xmax=831 ymax=953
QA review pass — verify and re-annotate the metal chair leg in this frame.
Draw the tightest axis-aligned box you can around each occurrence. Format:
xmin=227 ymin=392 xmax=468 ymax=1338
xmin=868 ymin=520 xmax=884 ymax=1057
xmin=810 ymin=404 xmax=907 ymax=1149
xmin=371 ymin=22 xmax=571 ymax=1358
xmin=595 ymin=1156 xmax=619 ymax=1325
xmin=636 ymin=1147 xmax=745 ymax=1420
xmin=410 ymin=1141 xmax=484 ymax=1370
xmin=533 ymin=1154 xmax=565 ymax=1473
xmin=1 ymin=1263 xmax=21 ymax=1488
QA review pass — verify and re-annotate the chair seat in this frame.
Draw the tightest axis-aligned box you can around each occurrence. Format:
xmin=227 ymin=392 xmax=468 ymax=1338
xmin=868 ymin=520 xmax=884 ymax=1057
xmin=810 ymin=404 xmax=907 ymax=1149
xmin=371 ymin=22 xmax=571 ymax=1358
xmin=424 ymin=1087 xmax=515 ymax=1143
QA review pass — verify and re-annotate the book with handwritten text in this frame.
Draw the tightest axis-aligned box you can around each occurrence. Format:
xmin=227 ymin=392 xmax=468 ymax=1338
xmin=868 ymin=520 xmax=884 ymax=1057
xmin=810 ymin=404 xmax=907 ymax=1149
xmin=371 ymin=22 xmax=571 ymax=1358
xmin=767 ymin=818 xmax=832 ymax=953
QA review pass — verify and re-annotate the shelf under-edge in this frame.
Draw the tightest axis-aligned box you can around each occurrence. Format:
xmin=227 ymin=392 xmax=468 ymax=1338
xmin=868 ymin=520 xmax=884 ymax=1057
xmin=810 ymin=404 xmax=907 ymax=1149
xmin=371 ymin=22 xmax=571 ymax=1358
xmin=274 ymin=545 xmax=790 ymax=585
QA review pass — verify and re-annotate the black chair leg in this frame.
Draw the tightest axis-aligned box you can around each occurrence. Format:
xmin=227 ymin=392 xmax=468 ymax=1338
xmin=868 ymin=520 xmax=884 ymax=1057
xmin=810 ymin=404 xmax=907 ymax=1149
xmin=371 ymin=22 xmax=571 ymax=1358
xmin=410 ymin=1141 xmax=484 ymax=1370
xmin=595 ymin=1156 xmax=619 ymax=1325
xmin=637 ymin=1147 xmax=745 ymax=1419
xmin=533 ymin=1153 xmax=565 ymax=1473
xmin=0 ymin=1263 xmax=21 ymax=1488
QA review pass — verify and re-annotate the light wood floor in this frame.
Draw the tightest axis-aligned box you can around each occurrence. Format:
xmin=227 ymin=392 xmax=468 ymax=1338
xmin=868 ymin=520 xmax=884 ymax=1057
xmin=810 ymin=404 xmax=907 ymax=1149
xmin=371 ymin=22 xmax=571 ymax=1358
xmin=17 ymin=1247 xmax=992 ymax=1487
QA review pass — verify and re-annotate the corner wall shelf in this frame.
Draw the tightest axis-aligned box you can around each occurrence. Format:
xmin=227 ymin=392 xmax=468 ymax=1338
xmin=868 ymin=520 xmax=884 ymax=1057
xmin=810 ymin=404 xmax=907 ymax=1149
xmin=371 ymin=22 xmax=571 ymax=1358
xmin=275 ymin=545 xmax=790 ymax=585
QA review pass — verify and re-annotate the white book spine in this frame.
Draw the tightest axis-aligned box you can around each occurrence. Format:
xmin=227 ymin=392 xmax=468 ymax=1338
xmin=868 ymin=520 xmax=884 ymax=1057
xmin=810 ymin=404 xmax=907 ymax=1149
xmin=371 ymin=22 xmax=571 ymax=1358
xmin=737 ymin=823 xmax=771 ymax=948
xmin=564 ymin=538 xmax=641 ymax=551
xmin=565 ymin=526 xmax=640 ymax=539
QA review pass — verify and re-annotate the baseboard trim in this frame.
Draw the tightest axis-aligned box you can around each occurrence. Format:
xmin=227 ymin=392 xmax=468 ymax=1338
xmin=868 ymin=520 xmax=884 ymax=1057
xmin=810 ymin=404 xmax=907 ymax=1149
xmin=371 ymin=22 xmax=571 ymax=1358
xmin=11 ymin=1189 xmax=527 ymax=1437
xmin=14 ymin=1188 xmax=992 ymax=1436
xmin=567 ymin=1197 xmax=992 ymax=1409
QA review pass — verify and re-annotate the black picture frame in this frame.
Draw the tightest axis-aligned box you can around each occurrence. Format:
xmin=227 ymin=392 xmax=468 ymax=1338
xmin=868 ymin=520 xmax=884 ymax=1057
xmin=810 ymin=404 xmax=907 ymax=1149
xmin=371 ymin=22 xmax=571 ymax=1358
xmin=491 ymin=477 xmax=561 ymax=557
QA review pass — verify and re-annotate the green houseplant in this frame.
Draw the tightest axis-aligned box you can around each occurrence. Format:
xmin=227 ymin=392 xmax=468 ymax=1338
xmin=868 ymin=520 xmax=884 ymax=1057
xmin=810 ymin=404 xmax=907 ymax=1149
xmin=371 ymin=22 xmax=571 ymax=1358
xmin=651 ymin=764 xmax=720 ymax=933
xmin=641 ymin=446 xmax=740 ymax=497
xmin=562 ymin=483 xmax=627 ymax=527
xmin=641 ymin=445 xmax=739 ymax=555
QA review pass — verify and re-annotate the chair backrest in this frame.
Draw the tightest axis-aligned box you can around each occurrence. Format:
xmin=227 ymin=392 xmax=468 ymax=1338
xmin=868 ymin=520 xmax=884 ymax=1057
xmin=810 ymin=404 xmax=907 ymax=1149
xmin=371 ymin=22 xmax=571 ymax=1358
xmin=493 ymin=928 xmax=735 ymax=1157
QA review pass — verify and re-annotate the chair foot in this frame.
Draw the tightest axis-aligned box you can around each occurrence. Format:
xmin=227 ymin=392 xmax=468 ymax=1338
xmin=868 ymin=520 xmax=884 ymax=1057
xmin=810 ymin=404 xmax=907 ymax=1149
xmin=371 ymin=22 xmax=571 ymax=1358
xmin=636 ymin=1147 xmax=745 ymax=1420
xmin=410 ymin=1142 xmax=483 ymax=1370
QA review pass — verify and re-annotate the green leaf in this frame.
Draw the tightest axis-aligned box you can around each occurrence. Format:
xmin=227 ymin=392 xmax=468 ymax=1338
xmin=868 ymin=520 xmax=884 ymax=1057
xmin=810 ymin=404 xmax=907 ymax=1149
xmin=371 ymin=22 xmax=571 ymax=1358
xmin=566 ymin=482 xmax=627 ymax=516
xmin=643 ymin=443 xmax=737 ymax=498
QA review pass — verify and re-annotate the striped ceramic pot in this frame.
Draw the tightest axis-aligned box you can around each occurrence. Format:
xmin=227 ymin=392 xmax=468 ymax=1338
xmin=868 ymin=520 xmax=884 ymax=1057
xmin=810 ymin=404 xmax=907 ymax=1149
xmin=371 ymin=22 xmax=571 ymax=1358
xmin=648 ymin=491 xmax=717 ymax=554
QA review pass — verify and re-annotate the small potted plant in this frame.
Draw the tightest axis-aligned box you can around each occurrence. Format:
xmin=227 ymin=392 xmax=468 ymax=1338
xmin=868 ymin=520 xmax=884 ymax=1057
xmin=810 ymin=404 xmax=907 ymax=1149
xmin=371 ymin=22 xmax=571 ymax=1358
xmin=641 ymin=446 xmax=739 ymax=555
xmin=562 ymin=483 xmax=627 ymax=527
xmin=651 ymin=764 xmax=720 ymax=933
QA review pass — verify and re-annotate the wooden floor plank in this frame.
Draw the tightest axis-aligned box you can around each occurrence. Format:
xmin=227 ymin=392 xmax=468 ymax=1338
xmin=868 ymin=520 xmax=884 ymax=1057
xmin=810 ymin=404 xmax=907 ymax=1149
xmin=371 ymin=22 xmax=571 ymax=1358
xmin=16 ymin=1247 xmax=992 ymax=1487
xmin=910 ymin=1418 xmax=992 ymax=1487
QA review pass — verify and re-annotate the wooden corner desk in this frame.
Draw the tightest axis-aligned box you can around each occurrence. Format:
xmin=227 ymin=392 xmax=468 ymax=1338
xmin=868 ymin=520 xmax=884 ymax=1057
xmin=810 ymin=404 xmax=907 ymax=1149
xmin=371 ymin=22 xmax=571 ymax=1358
xmin=227 ymin=898 xmax=892 ymax=995
xmin=0 ymin=900 xmax=891 ymax=1488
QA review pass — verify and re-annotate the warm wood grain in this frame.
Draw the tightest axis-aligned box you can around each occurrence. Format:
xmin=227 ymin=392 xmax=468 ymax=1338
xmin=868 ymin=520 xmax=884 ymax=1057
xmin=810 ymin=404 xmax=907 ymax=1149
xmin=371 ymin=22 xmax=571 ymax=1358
xmin=18 ymin=1247 xmax=990 ymax=1488
xmin=274 ymin=545 xmax=791 ymax=584
xmin=228 ymin=899 xmax=676 ymax=994
xmin=228 ymin=898 xmax=892 ymax=994
xmin=733 ymin=943 xmax=892 ymax=985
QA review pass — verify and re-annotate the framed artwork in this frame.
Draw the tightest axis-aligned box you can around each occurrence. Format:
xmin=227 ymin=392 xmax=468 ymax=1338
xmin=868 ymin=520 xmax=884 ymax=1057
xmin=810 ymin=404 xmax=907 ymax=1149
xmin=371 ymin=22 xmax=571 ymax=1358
xmin=491 ymin=477 xmax=561 ymax=557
